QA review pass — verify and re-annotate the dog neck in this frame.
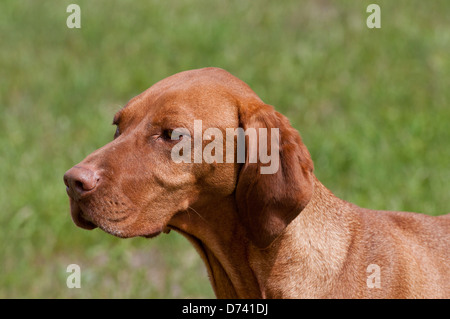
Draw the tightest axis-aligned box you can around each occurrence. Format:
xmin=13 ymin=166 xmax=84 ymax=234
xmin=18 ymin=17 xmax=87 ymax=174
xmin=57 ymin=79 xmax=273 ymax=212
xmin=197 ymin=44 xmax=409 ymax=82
xmin=168 ymin=177 xmax=356 ymax=298
xmin=167 ymin=195 xmax=262 ymax=298
xmin=248 ymin=177 xmax=357 ymax=298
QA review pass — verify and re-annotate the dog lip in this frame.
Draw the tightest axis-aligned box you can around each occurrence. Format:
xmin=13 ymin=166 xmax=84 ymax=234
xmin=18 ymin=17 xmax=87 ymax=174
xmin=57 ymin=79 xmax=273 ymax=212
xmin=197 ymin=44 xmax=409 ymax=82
xmin=69 ymin=198 xmax=97 ymax=230
xmin=142 ymin=230 xmax=162 ymax=239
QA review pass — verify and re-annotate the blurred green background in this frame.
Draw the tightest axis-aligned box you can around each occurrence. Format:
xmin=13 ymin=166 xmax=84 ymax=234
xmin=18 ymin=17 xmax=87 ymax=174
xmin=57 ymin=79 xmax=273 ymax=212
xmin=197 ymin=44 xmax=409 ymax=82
xmin=1 ymin=0 xmax=449 ymax=298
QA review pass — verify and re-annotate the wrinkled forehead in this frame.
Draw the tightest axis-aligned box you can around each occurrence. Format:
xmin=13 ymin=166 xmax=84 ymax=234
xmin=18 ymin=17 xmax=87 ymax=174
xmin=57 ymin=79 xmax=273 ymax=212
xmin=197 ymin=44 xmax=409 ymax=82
xmin=115 ymin=68 xmax=261 ymax=128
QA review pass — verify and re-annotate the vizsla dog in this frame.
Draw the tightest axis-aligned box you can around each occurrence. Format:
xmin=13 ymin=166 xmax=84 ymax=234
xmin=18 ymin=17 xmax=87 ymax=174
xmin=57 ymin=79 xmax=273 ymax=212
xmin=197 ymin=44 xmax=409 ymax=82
xmin=64 ymin=67 xmax=449 ymax=298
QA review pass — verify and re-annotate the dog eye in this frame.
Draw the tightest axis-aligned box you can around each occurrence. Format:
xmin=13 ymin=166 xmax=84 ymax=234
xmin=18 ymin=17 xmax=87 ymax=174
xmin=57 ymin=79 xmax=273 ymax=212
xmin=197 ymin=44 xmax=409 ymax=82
xmin=158 ymin=128 xmax=190 ymax=142
xmin=161 ymin=129 xmax=177 ymax=141
xmin=160 ymin=128 xmax=189 ymax=142
xmin=162 ymin=129 xmax=173 ymax=139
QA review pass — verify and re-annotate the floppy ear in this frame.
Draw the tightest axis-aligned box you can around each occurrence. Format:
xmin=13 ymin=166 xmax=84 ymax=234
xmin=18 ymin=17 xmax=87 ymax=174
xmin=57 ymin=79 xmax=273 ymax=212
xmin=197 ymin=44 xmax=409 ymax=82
xmin=235 ymin=102 xmax=314 ymax=248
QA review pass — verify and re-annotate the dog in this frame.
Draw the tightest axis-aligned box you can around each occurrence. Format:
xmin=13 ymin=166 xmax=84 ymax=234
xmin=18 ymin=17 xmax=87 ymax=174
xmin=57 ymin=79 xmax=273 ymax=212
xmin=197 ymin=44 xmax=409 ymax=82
xmin=64 ymin=67 xmax=449 ymax=298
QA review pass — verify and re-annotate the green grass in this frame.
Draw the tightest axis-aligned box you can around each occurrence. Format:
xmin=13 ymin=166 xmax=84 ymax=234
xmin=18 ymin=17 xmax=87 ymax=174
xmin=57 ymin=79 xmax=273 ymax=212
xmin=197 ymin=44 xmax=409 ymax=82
xmin=1 ymin=0 xmax=449 ymax=298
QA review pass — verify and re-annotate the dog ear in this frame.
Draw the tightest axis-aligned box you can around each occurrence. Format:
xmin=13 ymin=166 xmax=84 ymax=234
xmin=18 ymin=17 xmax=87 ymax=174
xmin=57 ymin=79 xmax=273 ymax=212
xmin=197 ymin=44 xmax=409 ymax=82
xmin=235 ymin=102 xmax=314 ymax=248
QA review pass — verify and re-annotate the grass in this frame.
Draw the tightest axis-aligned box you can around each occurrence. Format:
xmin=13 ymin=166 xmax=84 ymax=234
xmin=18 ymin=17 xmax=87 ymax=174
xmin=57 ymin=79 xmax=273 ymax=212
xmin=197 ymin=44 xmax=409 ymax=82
xmin=0 ymin=0 xmax=449 ymax=298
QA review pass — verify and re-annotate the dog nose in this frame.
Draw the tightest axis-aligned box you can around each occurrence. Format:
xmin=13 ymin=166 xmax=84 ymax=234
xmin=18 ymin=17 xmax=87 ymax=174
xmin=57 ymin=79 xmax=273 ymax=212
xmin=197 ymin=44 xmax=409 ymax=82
xmin=64 ymin=165 xmax=99 ymax=197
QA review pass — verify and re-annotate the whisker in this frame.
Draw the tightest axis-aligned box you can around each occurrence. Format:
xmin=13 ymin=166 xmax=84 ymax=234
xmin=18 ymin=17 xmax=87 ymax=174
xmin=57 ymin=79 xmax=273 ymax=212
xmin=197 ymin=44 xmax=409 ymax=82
xmin=187 ymin=206 xmax=209 ymax=225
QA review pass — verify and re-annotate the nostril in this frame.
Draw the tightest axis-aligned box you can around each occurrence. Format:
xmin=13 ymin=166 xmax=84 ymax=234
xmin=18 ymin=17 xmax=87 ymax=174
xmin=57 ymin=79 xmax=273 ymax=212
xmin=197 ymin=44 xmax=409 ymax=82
xmin=75 ymin=180 xmax=85 ymax=192
xmin=64 ymin=165 xmax=99 ymax=196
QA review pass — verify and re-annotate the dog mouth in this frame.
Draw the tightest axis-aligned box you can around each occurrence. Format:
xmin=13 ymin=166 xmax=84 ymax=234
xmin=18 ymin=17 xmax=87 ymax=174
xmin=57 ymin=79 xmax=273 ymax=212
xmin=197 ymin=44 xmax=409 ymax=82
xmin=69 ymin=198 xmax=98 ymax=230
xmin=68 ymin=197 xmax=170 ymax=239
xmin=142 ymin=231 xmax=162 ymax=239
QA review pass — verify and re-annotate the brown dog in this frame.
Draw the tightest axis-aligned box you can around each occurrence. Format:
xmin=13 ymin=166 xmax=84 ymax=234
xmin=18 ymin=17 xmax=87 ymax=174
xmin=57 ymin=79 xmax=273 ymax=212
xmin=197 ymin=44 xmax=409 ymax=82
xmin=64 ymin=67 xmax=449 ymax=298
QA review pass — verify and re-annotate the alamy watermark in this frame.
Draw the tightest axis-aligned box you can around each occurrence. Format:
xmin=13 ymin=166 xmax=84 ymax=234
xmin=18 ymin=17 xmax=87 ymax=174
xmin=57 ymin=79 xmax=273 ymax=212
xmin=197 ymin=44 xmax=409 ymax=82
xmin=65 ymin=4 xmax=381 ymax=31
xmin=366 ymin=4 xmax=381 ymax=29
xmin=66 ymin=4 xmax=81 ymax=29
xmin=66 ymin=264 xmax=81 ymax=288
xmin=170 ymin=120 xmax=280 ymax=175
xmin=366 ymin=264 xmax=381 ymax=289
